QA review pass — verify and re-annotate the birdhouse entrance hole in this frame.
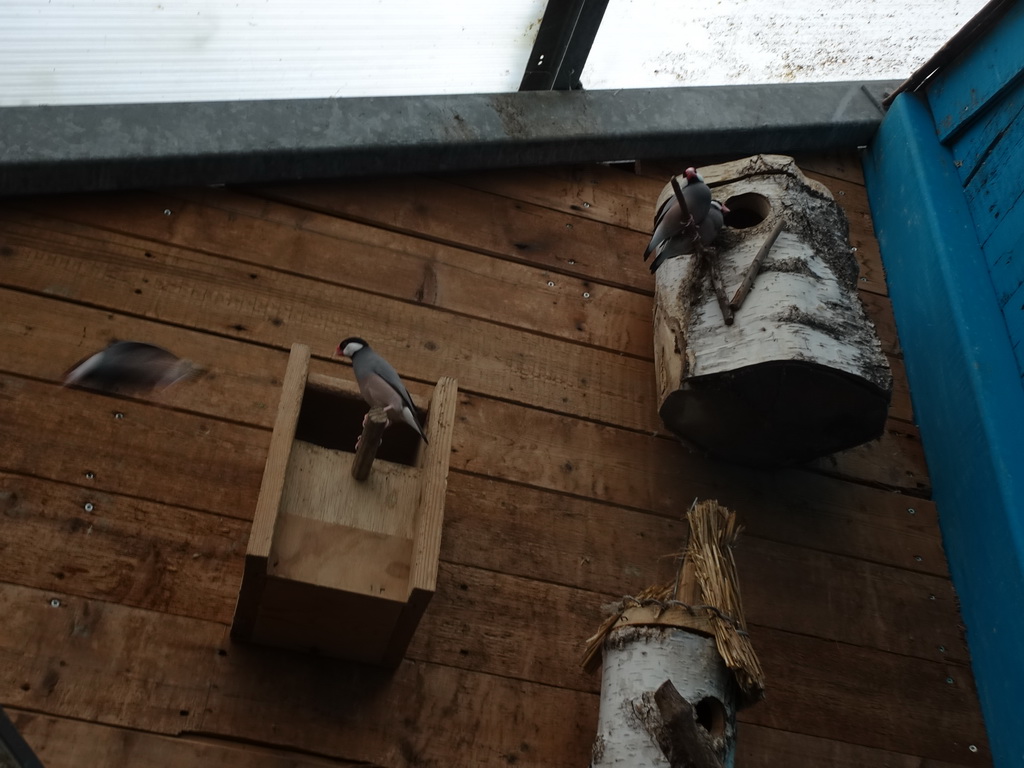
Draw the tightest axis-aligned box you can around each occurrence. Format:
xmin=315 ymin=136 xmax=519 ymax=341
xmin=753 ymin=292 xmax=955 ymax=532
xmin=232 ymin=343 xmax=457 ymax=666
xmin=296 ymin=381 xmax=422 ymax=467
xmin=695 ymin=695 xmax=728 ymax=739
xmin=722 ymin=192 xmax=771 ymax=229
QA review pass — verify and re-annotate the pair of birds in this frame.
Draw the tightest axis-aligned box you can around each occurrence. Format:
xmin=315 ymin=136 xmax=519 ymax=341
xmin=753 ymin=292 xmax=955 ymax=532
xmin=63 ymin=338 xmax=428 ymax=443
xmin=643 ymin=167 xmax=728 ymax=273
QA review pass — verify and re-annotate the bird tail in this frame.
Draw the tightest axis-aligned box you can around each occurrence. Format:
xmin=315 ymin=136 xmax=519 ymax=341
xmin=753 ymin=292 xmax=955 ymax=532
xmin=401 ymin=405 xmax=429 ymax=444
xmin=159 ymin=360 xmax=208 ymax=390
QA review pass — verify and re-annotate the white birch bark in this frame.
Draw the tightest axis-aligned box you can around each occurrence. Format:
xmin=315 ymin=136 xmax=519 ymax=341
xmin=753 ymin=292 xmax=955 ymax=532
xmin=652 ymin=155 xmax=891 ymax=465
xmin=591 ymin=626 xmax=736 ymax=768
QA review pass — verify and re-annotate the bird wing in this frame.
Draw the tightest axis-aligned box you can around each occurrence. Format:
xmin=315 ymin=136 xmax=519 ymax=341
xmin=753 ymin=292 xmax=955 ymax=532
xmin=644 ymin=198 xmax=682 ymax=261
xmin=682 ymin=181 xmax=712 ymax=224
xmin=63 ymin=341 xmax=185 ymax=392
xmin=366 ymin=354 xmax=418 ymax=415
xmin=359 ymin=357 xmax=428 ymax=442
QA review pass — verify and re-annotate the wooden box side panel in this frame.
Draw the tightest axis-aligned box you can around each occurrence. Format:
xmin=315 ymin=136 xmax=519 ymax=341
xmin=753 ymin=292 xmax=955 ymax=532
xmin=270 ymin=512 xmax=413 ymax=599
xmin=252 ymin=575 xmax=407 ymax=663
xmin=410 ymin=377 xmax=458 ymax=595
xmin=247 ymin=342 xmax=311 ymax=561
xmin=233 ymin=342 xmax=310 ymax=641
xmin=280 ymin=440 xmax=420 ymax=537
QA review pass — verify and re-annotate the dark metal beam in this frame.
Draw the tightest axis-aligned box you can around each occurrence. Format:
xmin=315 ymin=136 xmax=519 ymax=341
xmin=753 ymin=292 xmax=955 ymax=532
xmin=0 ymin=80 xmax=898 ymax=197
xmin=0 ymin=707 xmax=46 ymax=768
xmin=520 ymin=0 xmax=610 ymax=91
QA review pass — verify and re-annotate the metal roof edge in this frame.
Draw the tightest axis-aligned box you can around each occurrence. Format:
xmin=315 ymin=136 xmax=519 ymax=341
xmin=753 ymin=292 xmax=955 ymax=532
xmin=0 ymin=80 xmax=900 ymax=196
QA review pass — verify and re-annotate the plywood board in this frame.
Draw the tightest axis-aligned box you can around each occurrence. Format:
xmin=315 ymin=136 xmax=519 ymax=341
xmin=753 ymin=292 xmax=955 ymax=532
xmin=0 ymin=213 xmax=661 ymax=435
xmin=0 ymin=471 xmax=245 ymax=624
xmin=0 ymin=584 xmax=987 ymax=765
xmin=0 ymin=222 xmax=925 ymax=490
xmin=0 ymin=154 xmax=991 ymax=768
xmin=0 ymin=373 xmax=266 ymax=518
xmin=11 ymin=710 xmax=374 ymax=768
xmin=247 ymin=177 xmax=651 ymax=292
xmin=0 ymin=348 xmax=933 ymax=572
xmin=15 ymin=187 xmax=655 ymax=359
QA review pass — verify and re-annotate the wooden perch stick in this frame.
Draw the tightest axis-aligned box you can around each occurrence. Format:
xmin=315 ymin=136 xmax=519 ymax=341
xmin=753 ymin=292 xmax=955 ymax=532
xmin=351 ymin=407 xmax=389 ymax=481
xmin=729 ymin=218 xmax=785 ymax=312
xmin=669 ymin=177 xmax=733 ymax=326
xmin=648 ymin=680 xmax=726 ymax=768
xmin=706 ymin=260 xmax=734 ymax=326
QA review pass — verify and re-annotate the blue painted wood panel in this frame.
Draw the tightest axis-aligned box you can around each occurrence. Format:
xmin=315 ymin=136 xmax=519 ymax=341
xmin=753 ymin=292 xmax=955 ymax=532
xmin=962 ymin=98 xmax=1024 ymax=247
xmin=947 ymin=68 xmax=1024 ymax=186
xmin=984 ymin=202 xmax=1024 ymax=307
xmin=865 ymin=92 xmax=1024 ymax=768
xmin=927 ymin=0 xmax=1024 ymax=141
xmin=1002 ymin=277 xmax=1024 ymax=374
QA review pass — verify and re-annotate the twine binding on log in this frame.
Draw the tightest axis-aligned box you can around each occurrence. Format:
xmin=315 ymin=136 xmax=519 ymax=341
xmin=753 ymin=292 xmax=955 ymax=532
xmin=582 ymin=499 xmax=765 ymax=708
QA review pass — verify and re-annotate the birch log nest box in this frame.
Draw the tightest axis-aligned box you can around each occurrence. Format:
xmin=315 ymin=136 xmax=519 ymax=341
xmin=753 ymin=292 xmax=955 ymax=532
xmin=232 ymin=343 xmax=457 ymax=667
xmin=653 ymin=155 xmax=892 ymax=467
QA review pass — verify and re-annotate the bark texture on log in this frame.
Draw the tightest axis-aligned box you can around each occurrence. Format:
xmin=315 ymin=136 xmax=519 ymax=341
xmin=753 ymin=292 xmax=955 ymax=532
xmin=591 ymin=626 xmax=736 ymax=768
xmin=652 ymin=155 xmax=892 ymax=467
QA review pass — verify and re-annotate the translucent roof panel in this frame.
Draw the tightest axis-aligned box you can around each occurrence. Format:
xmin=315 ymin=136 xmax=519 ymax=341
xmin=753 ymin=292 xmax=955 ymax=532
xmin=582 ymin=0 xmax=990 ymax=89
xmin=0 ymin=0 xmax=547 ymax=107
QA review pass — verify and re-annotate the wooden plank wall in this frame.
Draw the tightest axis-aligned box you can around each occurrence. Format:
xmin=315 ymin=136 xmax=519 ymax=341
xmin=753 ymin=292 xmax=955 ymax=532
xmin=0 ymin=153 xmax=992 ymax=767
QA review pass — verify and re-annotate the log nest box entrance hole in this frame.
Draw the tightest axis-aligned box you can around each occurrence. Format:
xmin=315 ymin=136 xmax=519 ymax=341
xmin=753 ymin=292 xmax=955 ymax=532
xmin=652 ymin=155 xmax=892 ymax=467
xmin=232 ymin=342 xmax=457 ymax=667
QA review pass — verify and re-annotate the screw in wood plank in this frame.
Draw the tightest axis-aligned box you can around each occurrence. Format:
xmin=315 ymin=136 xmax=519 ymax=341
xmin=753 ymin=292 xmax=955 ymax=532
xmin=969 ymin=746 xmax=978 ymax=753
xmin=163 ymin=209 xmax=173 ymax=216
xmin=50 ymin=598 xmax=60 ymax=607
xmin=84 ymin=471 xmax=95 ymax=480
xmin=907 ymin=508 xmax=916 ymax=515
xmin=114 ymin=412 xmax=124 ymax=420
xmin=83 ymin=502 xmax=94 ymax=512
xmin=547 ymin=281 xmax=555 ymax=287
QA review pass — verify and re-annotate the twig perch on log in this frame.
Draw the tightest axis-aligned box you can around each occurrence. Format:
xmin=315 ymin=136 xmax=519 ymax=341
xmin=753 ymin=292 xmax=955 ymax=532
xmin=729 ymin=218 xmax=785 ymax=312
xmin=351 ymin=407 xmax=389 ymax=481
xmin=669 ymin=177 xmax=733 ymax=326
xmin=645 ymin=680 xmax=726 ymax=768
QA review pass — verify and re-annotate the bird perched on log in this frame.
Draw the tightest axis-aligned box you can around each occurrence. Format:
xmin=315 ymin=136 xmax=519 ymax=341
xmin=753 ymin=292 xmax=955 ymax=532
xmin=649 ymin=201 xmax=729 ymax=273
xmin=335 ymin=337 xmax=428 ymax=443
xmin=63 ymin=340 xmax=202 ymax=395
xmin=643 ymin=167 xmax=713 ymax=262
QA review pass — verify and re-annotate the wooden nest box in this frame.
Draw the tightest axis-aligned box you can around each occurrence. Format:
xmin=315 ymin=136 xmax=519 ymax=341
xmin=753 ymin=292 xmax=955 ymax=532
xmin=232 ymin=343 xmax=457 ymax=666
xmin=653 ymin=155 xmax=892 ymax=467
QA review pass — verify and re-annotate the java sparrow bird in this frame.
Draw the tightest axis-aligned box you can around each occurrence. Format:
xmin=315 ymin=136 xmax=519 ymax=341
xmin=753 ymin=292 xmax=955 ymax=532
xmin=643 ymin=167 xmax=713 ymax=262
xmin=335 ymin=337 xmax=428 ymax=444
xmin=649 ymin=201 xmax=729 ymax=273
xmin=63 ymin=340 xmax=201 ymax=395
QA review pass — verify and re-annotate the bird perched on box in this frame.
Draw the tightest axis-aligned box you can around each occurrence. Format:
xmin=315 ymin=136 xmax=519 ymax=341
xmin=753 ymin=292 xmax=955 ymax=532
xmin=335 ymin=337 xmax=428 ymax=444
xmin=649 ymin=200 xmax=729 ymax=273
xmin=63 ymin=340 xmax=202 ymax=395
xmin=643 ymin=167 xmax=713 ymax=262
